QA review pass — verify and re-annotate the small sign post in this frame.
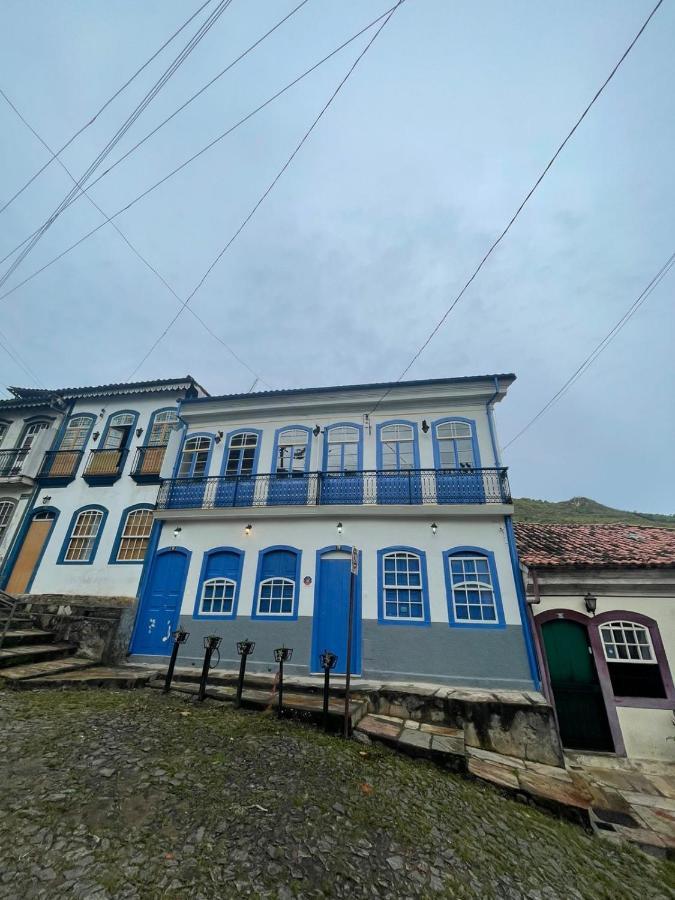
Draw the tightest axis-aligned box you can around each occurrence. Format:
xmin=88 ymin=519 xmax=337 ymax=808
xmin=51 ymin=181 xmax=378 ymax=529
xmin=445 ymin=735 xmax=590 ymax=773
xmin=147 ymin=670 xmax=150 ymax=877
xmin=343 ymin=546 xmax=358 ymax=738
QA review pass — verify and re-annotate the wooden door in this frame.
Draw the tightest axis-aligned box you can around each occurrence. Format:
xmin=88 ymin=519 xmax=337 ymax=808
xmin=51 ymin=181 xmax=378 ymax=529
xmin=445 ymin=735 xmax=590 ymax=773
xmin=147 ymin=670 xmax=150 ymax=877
xmin=6 ymin=513 xmax=55 ymax=593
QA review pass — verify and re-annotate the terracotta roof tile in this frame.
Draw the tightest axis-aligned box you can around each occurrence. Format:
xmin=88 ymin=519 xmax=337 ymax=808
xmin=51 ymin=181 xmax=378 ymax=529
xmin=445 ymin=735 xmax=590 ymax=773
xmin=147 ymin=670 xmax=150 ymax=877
xmin=514 ymin=523 xmax=675 ymax=569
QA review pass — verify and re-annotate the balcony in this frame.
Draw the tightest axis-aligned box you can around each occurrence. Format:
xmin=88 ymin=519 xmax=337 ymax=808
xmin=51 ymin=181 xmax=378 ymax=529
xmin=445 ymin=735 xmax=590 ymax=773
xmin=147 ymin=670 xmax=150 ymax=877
xmin=82 ymin=448 xmax=129 ymax=486
xmin=130 ymin=445 xmax=167 ymax=484
xmin=156 ymin=468 xmax=511 ymax=511
xmin=38 ymin=450 xmax=84 ymax=485
xmin=0 ymin=448 xmax=29 ymax=480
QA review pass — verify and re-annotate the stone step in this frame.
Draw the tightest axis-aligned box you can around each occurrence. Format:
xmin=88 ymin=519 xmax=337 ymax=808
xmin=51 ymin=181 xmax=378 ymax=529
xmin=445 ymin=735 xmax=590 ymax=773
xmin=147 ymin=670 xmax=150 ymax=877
xmin=0 ymin=656 xmax=93 ymax=682
xmin=19 ymin=665 xmax=155 ymax=690
xmin=0 ymin=628 xmax=55 ymax=648
xmin=356 ymin=714 xmax=466 ymax=764
xmin=0 ymin=641 xmax=78 ymax=669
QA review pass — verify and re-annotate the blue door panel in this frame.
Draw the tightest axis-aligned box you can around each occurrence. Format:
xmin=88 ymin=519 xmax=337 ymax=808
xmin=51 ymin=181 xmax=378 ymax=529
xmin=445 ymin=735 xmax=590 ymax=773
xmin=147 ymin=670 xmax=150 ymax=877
xmin=214 ymin=477 xmax=256 ymax=508
xmin=311 ymin=557 xmax=360 ymax=675
xmin=436 ymin=471 xmax=485 ymax=504
xmin=131 ymin=550 xmax=189 ymax=655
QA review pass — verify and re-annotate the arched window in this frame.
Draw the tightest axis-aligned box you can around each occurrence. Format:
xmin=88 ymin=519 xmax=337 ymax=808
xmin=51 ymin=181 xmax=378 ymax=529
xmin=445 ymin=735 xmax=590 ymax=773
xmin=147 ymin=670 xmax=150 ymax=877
xmin=599 ymin=620 xmax=665 ymax=699
xmin=0 ymin=422 xmax=8 ymax=447
xmin=377 ymin=548 xmax=429 ymax=624
xmin=59 ymin=506 xmax=108 ymax=564
xmin=275 ymin=428 xmax=309 ymax=475
xmin=147 ymin=409 xmax=179 ymax=447
xmin=112 ymin=506 xmax=154 ymax=563
xmin=194 ymin=548 xmax=243 ymax=619
xmin=444 ymin=548 xmax=504 ymax=626
xmin=434 ymin=420 xmax=476 ymax=469
xmin=253 ymin=547 xmax=301 ymax=619
xmin=19 ymin=420 xmax=50 ymax=450
xmin=224 ymin=432 xmax=259 ymax=477
xmin=0 ymin=499 xmax=16 ymax=544
xmin=102 ymin=412 xmax=137 ymax=450
xmin=325 ymin=425 xmax=360 ymax=473
xmin=379 ymin=423 xmax=415 ymax=470
xmin=59 ymin=415 xmax=95 ymax=451
xmin=178 ymin=435 xmax=212 ymax=478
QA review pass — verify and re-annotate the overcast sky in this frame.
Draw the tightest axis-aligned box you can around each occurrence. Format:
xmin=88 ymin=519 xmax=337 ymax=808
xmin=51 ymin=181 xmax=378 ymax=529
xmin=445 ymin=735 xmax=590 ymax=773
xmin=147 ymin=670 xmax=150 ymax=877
xmin=0 ymin=1 xmax=673 ymax=513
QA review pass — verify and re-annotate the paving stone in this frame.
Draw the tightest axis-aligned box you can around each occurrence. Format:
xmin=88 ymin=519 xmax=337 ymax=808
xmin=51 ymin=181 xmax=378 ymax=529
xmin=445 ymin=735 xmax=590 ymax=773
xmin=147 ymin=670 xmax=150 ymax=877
xmin=517 ymin=771 xmax=593 ymax=810
xmin=397 ymin=729 xmax=432 ymax=753
xmin=403 ymin=720 xmax=420 ymax=730
xmin=466 ymin=747 xmax=526 ymax=769
xmin=430 ymin=734 xmax=465 ymax=757
xmin=467 ymin=757 xmax=520 ymax=789
xmin=356 ymin=715 xmax=403 ymax=742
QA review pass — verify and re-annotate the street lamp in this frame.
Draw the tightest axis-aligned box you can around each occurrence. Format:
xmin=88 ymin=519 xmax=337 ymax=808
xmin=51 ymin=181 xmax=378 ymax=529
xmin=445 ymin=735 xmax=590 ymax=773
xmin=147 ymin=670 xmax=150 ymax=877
xmin=235 ymin=639 xmax=255 ymax=708
xmin=274 ymin=646 xmax=293 ymax=718
xmin=163 ymin=627 xmax=190 ymax=694
xmin=197 ymin=634 xmax=222 ymax=701
xmin=320 ymin=650 xmax=338 ymax=731
xmin=584 ymin=592 xmax=597 ymax=616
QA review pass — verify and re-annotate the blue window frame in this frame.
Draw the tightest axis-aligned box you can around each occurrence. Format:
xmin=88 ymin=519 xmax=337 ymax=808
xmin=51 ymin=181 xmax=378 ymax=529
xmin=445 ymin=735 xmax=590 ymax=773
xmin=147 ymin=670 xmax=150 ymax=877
xmin=432 ymin=417 xmax=484 ymax=503
xmin=109 ymin=504 xmax=154 ymax=564
xmin=215 ymin=428 xmax=262 ymax=507
xmin=377 ymin=546 xmax=430 ymax=626
xmin=252 ymin=545 xmax=302 ymax=620
xmin=145 ymin=408 xmax=179 ymax=447
xmin=167 ymin=432 xmax=215 ymax=508
xmin=57 ymin=505 xmax=108 ymax=565
xmin=375 ymin=420 xmax=421 ymax=504
xmin=193 ymin=547 xmax=244 ymax=619
xmin=443 ymin=547 xmax=505 ymax=628
xmin=268 ymin=426 xmax=312 ymax=505
xmin=58 ymin=413 xmax=96 ymax=451
xmin=100 ymin=410 xmax=139 ymax=451
xmin=320 ymin=422 xmax=363 ymax=504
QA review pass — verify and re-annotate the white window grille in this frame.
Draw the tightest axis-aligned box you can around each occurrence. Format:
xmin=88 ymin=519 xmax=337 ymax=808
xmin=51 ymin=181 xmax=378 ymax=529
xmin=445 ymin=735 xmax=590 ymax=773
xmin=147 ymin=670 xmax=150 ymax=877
xmin=200 ymin=578 xmax=236 ymax=615
xmin=449 ymin=555 xmax=497 ymax=623
xmin=257 ymin=577 xmax=295 ymax=615
xmin=116 ymin=509 xmax=153 ymax=561
xmin=600 ymin=621 xmax=656 ymax=663
xmin=382 ymin=551 xmax=424 ymax=620
xmin=65 ymin=509 xmax=104 ymax=562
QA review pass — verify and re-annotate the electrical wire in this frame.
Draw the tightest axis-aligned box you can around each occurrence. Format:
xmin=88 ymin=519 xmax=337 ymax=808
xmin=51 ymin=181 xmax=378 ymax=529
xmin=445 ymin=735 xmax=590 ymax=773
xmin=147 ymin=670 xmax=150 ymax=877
xmin=368 ymin=0 xmax=665 ymax=415
xmin=0 ymin=0 xmax=215 ymax=218
xmin=127 ymin=0 xmax=405 ymax=379
xmin=0 ymin=328 xmax=45 ymax=388
xmin=0 ymin=3 xmax=402 ymax=303
xmin=0 ymin=0 xmax=312 ymax=266
xmin=502 ymin=250 xmax=675 ymax=449
xmin=0 ymin=87 xmax=273 ymax=390
xmin=0 ymin=0 xmax=234 ymax=291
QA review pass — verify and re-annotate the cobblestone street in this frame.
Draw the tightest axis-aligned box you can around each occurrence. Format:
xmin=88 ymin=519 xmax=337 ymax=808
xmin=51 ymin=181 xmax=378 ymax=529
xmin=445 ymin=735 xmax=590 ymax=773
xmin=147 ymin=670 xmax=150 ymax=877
xmin=1 ymin=688 xmax=672 ymax=899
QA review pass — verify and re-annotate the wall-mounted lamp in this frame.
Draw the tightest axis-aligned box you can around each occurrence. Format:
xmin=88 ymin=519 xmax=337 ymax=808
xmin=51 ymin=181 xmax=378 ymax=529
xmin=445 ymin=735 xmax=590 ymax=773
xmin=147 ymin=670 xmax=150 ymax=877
xmin=244 ymin=524 xmax=252 ymax=536
xmin=136 ymin=427 xmax=143 ymax=439
xmin=215 ymin=430 xmax=224 ymax=444
xmin=430 ymin=522 xmax=437 ymax=536
xmin=422 ymin=420 xmax=430 ymax=434
xmin=336 ymin=522 xmax=343 ymax=535
xmin=313 ymin=424 xmax=321 ymax=437
xmin=99 ymin=408 xmax=105 ymax=419
xmin=584 ymin=592 xmax=597 ymax=616
xmin=41 ymin=495 xmax=52 ymax=505
xmin=92 ymin=431 xmax=100 ymax=442
xmin=172 ymin=526 xmax=182 ymax=540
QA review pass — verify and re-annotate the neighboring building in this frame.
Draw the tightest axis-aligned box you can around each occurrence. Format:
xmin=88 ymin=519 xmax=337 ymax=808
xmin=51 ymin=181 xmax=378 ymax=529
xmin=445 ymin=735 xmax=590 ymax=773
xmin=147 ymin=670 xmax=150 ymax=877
xmin=0 ymin=377 xmax=206 ymax=599
xmin=129 ymin=374 xmax=539 ymax=691
xmin=516 ymin=523 xmax=675 ymax=762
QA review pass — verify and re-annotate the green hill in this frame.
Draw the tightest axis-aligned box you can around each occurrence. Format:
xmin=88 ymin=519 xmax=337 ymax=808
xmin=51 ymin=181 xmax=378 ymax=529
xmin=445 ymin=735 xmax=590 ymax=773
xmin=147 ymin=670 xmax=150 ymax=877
xmin=513 ymin=496 xmax=675 ymax=529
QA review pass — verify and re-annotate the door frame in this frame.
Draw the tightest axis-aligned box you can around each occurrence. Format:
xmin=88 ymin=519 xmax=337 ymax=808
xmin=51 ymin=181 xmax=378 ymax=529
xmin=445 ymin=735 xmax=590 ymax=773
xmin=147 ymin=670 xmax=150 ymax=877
xmin=129 ymin=545 xmax=191 ymax=655
xmin=535 ymin=609 xmax=625 ymax=756
xmin=1 ymin=504 xmax=60 ymax=593
xmin=310 ymin=545 xmax=362 ymax=675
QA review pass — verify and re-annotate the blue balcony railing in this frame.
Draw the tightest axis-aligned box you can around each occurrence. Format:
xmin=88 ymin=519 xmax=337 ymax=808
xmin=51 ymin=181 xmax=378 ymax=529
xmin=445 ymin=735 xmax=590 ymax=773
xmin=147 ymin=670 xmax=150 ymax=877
xmin=156 ymin=468 xmax=511 ymax=510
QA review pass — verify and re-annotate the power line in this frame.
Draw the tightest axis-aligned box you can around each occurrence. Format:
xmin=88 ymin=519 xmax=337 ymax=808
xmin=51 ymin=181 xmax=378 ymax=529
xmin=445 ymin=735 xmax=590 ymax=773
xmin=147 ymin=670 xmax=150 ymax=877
xmin=128 ymin=0 xmax=405 ymax=378
xmin=502 ymin=250 xmax=675 ymax=450
xmin=0 ymin=87 xmax=272 ymax=390
xmin=0 ymin=0 xmax=234 ymax=291
xmin=0 ymin=0 xmax=312 ymax=266
xmin=0 ymin=327 xmax=45 ymax=387
xmin=0 ymin=0 xmax=215 ymax=218
xmin=0 ymin=4 xmax=401 ymax=303
xmin=368 ymin=0 xmax=665 ymax=415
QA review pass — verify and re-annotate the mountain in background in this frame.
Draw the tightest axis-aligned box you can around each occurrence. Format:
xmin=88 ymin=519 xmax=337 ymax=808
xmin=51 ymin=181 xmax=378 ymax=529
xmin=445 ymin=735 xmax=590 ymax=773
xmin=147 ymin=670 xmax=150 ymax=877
xmin=513 ymin=496 xmax=675 ymax=529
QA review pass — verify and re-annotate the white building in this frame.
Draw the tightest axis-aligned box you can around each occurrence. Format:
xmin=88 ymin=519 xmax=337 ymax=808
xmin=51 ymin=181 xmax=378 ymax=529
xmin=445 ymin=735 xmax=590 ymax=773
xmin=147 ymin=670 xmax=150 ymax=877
xmin=130 ymin=375 xmax=539 ymax=690
xmin=0 ymin=377 xmax=206 ymax=599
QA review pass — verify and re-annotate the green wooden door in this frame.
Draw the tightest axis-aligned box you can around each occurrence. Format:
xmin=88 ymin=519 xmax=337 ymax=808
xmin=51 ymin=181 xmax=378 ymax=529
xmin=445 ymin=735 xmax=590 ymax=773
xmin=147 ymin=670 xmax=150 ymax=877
xmin=542 ymin=620 xmax=614 ymax=752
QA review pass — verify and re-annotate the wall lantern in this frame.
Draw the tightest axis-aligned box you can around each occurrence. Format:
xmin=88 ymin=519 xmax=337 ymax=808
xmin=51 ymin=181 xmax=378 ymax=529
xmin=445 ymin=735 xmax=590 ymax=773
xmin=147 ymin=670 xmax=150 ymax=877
xmin=172 ymin=526 xmax=182 ymax=539
xmin=421 ymin=420 xmax=430 ymax=434
xmin=336 ymin=522 xmax=343 ymax=536
xmin=136 ymin=427 xmax=144 ymax=438
xmin=41 ymin=495 xmax=52 ymax=505
xmin=313 ymin=424 xmax=321 ymax=437
xmin=215 ymin=431 xmax=224 ymax=444
xmin=584 ymin=592 xmax=597 ymax=616
xmin=92 ymin=431 xmax=100 ymax=442
xmin=430 ymin=522 xmax=437 ymax=536
xmin=244 ymin=524 xmax=252 ymax=536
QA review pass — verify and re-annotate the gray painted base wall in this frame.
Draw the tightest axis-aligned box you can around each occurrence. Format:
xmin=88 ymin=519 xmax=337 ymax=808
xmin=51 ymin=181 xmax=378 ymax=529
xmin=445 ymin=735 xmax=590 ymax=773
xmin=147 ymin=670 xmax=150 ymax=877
xmin=147 ymin=616 xmax=535 ymax=690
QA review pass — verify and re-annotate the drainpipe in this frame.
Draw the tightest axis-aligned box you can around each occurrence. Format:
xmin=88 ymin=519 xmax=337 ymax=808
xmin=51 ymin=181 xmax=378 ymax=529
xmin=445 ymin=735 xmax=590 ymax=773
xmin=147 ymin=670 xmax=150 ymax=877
xmin=486 ymin=376 xmax=502 ymax=467
xmin=526 ymin=568 xmax=552 ymax=703
xmin=504 ymin=517 xmax=540 ymax=689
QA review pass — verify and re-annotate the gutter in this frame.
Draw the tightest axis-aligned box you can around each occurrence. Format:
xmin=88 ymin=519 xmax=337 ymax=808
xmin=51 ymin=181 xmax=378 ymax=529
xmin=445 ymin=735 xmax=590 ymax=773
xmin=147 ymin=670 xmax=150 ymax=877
xmin=486 ymin=375 xmax=502 ymax=467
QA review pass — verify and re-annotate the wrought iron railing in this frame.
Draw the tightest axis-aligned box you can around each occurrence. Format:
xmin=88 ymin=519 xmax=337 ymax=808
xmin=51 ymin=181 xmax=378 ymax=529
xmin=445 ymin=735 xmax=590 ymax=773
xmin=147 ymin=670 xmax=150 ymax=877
xmin=156 ymin=468 xmax=511 ymax=510
xmin=0 ymin=448 xmax=29 ymax=478
xmin=130 ymin=445 xmax=167 ymax=482
xmin=83 ymin=447 xmax=129 ymax=480
xmin=38 ymin=449 xmax=84 ymax=481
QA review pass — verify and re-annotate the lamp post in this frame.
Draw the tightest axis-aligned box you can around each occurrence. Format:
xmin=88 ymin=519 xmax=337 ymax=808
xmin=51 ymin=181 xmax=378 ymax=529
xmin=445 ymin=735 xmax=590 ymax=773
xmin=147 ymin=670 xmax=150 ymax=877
xmin=320 ymin=650 xmax=338 ymax=731
xmin=235 ymin=639 xmax=255 ymax=708
xmin=274 ymin=646 xmax=293 ymax=718
xmin=197 ymin=634 xmax=222 ymax=702
xmin=163 ymin=627 xmax=190 ymax=694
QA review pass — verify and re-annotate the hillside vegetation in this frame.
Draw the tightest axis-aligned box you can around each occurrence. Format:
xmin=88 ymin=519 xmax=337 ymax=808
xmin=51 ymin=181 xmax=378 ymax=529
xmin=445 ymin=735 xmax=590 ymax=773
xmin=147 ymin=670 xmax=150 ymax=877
xmin=513 ymin=496 xmax=675 ymax=529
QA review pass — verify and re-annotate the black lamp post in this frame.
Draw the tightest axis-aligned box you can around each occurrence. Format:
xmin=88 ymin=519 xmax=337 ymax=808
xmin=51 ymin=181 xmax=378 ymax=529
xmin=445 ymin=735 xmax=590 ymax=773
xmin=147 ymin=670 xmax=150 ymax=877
xmin=320 ymin=649 xmax=338 ymax=731
xmin=235 ymin=639 xmax=255 ymax=708
xmin=274 ymin=646 xmax=293 ymax=718
xmin=197 ymin=634 xmax=222 ymax=702
xmin=163 ymin=627 xmax=190 ymax=694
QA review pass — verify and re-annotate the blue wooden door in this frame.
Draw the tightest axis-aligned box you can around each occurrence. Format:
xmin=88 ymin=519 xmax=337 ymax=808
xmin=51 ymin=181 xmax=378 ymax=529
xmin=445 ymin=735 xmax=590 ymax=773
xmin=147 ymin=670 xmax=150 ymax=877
xmin=130 ymin=549 xmax=189 ymax=655
xmin=311 ymin=554 xmax=360 ymax=675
